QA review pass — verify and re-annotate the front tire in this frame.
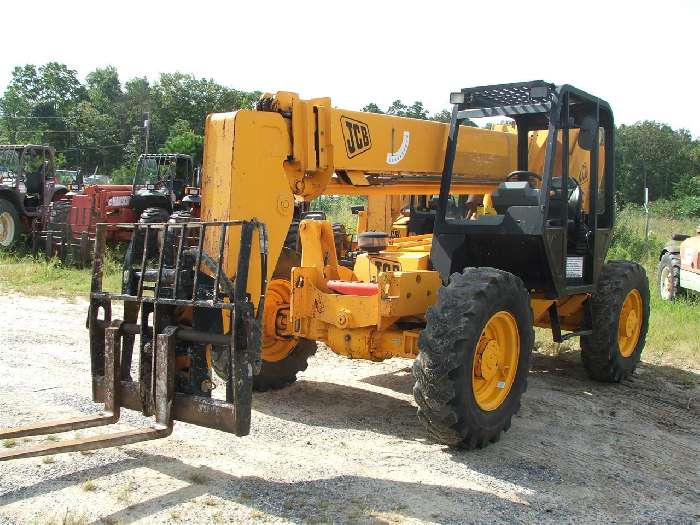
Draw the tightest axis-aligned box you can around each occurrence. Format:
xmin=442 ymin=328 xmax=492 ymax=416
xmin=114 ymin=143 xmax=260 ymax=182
xmin=581 ymin=261 xmax=649 ymax=382
xmin=0 ymin=198 xmax=21 ymax=248
xmin=122 ymin=207 xmax=171 ymax=294
xmin=657 ymin=252 xmax=683 ymax=301
xmin=413 ymin=267 xmax=533 ymax=449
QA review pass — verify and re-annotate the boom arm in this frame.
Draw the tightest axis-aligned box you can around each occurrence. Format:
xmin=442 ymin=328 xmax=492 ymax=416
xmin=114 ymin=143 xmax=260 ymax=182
xmin=200 ymin=92 xmax=517 ymax=303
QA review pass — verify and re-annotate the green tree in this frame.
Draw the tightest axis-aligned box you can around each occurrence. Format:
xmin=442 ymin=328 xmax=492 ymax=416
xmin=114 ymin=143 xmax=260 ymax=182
xmin=0 ymin=63 xmax=86 ymax=148
xmin=362 ymin=103 xmax=383 ymax=114
xmin=150 ymin=73 xmax=259 ymax=151
xmin=616 ymin=121 xmax=700 ymax=204
xmin=86 ymin=66 xmax=123 ymax=115
xmin=159 ymin=119 xmax=204 ymax=163
xmin=362 ymin=101 xmax=474 ymax=125
xmin=64 ymin=101 xmax=121 ymax=173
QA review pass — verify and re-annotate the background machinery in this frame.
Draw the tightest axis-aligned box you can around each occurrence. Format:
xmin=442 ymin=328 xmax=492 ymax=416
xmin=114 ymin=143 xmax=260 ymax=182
xmin=0 ymin=81 xmax=650 ymax=459
xmin=658 ymin=227 xmax=700 ymax=299
xmin=35 ymin=153 xmax=200 ymax=265
xmin=0 ymin=144 xmax=67 ymax=248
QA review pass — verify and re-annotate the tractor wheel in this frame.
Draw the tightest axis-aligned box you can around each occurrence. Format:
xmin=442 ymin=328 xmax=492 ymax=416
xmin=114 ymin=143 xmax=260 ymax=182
xmin=122 ymin=207 xmax=171 ymax=293
xmin=0 ymin=198 xmax=21 ymax=248
xmin=284 ymin=220 xmax=300 ymax=251
xmin=139 ymin=207 xmax=170 ymax=224
xmin=139 ymin=207 xmax=170 ymax=257
xmin=211 ymin=247 xmax=317 ymax=391
xmin=413 ymin=267 xmax=533 ymax=449
xmin=48 ymin=200 xmax=71 ymax=232
xmin=581 ymin=261 xmax=649 ymax=382
xmin=657 ymin=252 xmax=684 ymax=301
xmin=162 ymin=210 xmax=194 ymax=266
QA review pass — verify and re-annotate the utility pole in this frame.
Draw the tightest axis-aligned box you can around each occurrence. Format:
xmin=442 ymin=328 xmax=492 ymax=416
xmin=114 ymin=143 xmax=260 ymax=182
xmin=143 ymin=112 xmax=150 ymax=155
xmin=642 ymin=161 xmax=650 ymax=241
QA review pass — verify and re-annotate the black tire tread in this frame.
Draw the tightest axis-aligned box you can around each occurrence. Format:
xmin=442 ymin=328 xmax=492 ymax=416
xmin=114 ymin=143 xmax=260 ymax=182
xmin=413 ymin=267 xmax=534 ymax=449
xmin=581 ymin=260 xmax=649 ymax=382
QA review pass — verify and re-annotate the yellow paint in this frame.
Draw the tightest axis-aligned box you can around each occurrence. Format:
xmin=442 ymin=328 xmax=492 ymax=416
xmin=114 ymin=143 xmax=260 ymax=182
xmin=261 ymin=279 xmax=296 ymax=362
xmin=530 ymin=294 xmax=589 ymax=331
xmin=618 ymin=289 xmax=642 ymax=358
xmin=472 ymin=311 xmax=520 ymax=411
xmin=200 ymin=111 xmax=294 ymax=303
xmin=199 ymin=92 xmax=598 ymax=365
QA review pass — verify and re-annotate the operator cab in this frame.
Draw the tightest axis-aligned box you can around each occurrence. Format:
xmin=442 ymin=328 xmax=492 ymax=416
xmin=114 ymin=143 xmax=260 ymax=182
xmin=131 ymin=153 xmax=194 ymax=214
xmin=0 ymin=145 xmax=58 ymax=213
xmin=434 ymin=81 xmax=614 ymax=298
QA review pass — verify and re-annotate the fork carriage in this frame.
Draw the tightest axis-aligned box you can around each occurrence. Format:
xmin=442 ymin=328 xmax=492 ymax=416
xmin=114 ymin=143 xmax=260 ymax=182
xmin=0 ymin=219 xmax=268 ymax=460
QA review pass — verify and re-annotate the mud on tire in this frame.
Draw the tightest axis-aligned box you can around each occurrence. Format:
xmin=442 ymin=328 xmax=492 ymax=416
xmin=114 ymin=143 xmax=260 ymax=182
xmin=581 ymin=260 xmax=649 ymax=382
xmin=413 ymin=267 xmax=533 ymax=449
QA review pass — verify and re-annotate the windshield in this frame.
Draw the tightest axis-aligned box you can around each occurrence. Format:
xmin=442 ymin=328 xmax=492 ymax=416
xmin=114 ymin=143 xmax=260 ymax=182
xmin=0 ymin=150 xmax=20 ymax=182
xmin=134 ymin=157 xmax=175 ymax=186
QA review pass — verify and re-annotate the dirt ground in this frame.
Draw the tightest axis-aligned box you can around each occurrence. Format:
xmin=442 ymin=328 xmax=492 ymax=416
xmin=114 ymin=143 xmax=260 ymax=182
xmin=0 ymin=293 xmax=698 ymax=524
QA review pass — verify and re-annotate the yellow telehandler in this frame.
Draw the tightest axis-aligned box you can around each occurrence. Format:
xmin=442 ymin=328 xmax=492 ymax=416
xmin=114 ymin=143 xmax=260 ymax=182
xmin=0 ymin=81 xmax=649 ymax=458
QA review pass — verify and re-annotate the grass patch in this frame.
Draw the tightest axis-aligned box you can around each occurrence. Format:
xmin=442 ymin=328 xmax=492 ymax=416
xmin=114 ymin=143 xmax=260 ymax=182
xmin=81 ymin=479 xmax=97 ymax=492
xmin=608 ymin=207 xmax=700 ymax=370
xmin=39 ymin=510 xmax=90 ymax=525
xmin=0 ymin=245 xmax=122 ymax=298
xmin=115 ymin=482 xmax=135 ymax=504
xmin=2 ymin=438 xmax=17 ymax=448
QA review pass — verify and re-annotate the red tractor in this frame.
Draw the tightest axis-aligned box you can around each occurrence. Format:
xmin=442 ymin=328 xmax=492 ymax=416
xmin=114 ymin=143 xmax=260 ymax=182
xmin=39 ymin=153 xmax=199 ymax=265
xmin=658 ymin=226 xmax=700 ymax=300
xmin=0 ymin=145 xmax=68 ymax=248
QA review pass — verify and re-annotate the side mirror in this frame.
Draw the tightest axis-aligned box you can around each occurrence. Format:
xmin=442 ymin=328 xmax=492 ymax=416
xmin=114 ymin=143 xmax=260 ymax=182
xmin=577 ymin=115 xmax=598 ymax=151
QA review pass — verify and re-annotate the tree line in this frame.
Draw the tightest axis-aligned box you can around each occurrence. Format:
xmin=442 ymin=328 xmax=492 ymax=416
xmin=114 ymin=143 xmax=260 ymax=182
xmin=1 ymin=63 xmax=699 ymax=214
xmin=0 ymin=63 xmax=259 ymax=182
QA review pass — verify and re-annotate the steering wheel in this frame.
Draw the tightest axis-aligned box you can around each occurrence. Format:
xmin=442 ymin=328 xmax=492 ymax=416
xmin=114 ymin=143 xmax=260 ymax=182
xmin=551 ymin=176 xmax=581 ymax=200
xmin=506 ymin=171 xmax=542 ymax=184
xmin=153 ymin=178 xmax=168 ymax=189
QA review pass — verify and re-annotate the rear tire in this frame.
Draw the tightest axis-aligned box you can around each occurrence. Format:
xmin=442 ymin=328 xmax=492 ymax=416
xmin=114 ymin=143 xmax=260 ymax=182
xmin=122 ymin=207 xmax=171 ymax=293
xmin=657 ymin=252 xmax=683 ymax=301
xmin=211 ymin=247 xmax=317 ymax=392
xmin=49 ymin=200 xmax=71 ymax=226
xmin=413 ymin=267 xmax=533 ymax=449
xmin=581 ymin=261 xmax=649 ymax=382
xmin=0 ymin=198 xmax=21 ymax=248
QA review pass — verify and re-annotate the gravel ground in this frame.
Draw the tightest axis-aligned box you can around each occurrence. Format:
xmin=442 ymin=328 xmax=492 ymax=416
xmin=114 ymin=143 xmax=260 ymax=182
xmin=0 ymin=293 xmax=698 ymax=524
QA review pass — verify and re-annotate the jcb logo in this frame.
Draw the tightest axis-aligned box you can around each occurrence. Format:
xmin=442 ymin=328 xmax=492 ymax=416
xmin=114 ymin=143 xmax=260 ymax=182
xmin=341 ymin=116 xmax=371 ymax=158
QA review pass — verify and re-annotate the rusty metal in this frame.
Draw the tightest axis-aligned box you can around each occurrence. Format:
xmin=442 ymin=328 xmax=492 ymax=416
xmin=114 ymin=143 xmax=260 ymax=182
xmin=0 ymin=218 xmax=268 ymax=461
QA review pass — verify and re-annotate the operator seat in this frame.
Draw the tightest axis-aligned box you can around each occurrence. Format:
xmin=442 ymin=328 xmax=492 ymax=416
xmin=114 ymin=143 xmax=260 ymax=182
xmin=25 ymin=168 xmax=44 ymax=195
xmin=490 ymin=171 xmax=541 ymax=214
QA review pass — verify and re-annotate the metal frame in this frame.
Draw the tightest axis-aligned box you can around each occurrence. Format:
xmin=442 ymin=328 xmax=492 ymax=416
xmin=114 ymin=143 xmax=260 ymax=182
xmin=0 ymin=144 xmax=58 ymax=217
xmin=0 ymin=218 xmax=268 ymax=461
xmin=132 ymin=153 xmax=195 ymax=194
xmin=433 ymin=81 xmax=615 ymax=298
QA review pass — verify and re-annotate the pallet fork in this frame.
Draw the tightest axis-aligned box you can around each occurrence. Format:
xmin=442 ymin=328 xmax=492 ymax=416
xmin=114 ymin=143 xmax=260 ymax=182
xmin=0 ymin=219 xmax=268 ymax=461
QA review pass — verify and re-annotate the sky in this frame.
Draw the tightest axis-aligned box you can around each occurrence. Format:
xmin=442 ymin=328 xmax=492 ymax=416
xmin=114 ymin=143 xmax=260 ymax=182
xmin=1 ymin=0 xmax=699 ymax=137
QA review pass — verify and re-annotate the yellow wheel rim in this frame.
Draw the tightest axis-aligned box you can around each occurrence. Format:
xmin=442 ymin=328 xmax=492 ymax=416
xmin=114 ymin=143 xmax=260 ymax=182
xmin=261 ymin=279 xmax=297 ymax=362
xmin=472 ymin=311 xmax=520 ymax=412
xmin=618 ymin=289 xmax=643 ymax=358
